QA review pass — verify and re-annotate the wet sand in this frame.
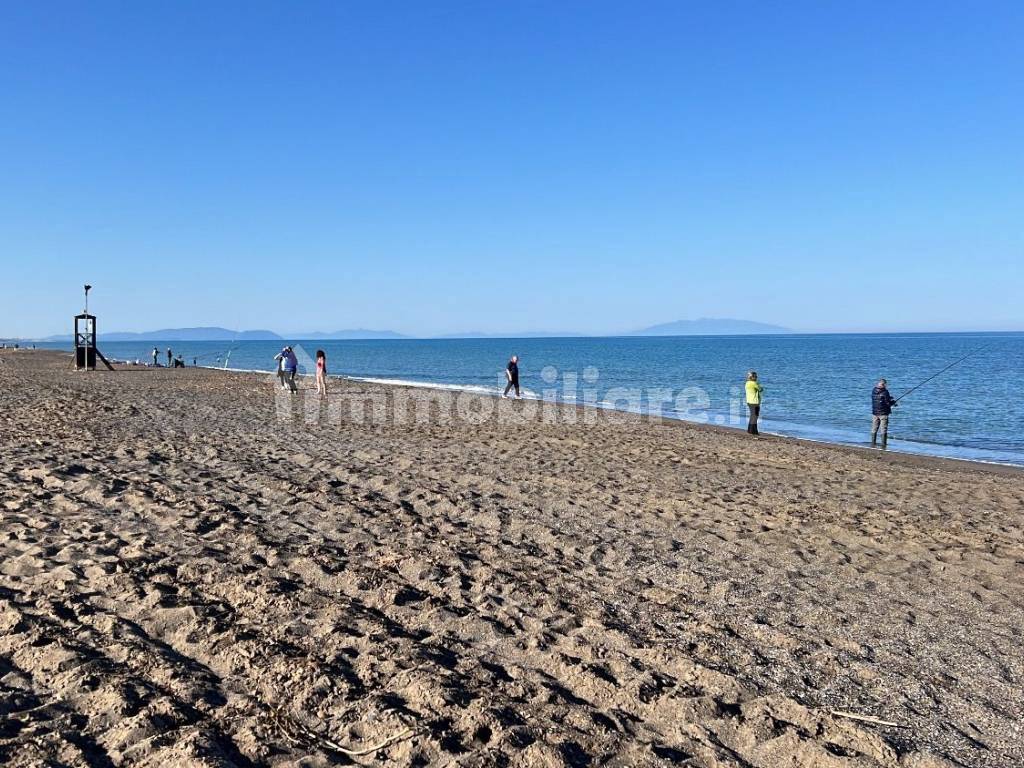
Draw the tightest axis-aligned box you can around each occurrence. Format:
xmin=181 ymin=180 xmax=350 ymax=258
xmin=1 ymin=349 xmax=1021 ymax=767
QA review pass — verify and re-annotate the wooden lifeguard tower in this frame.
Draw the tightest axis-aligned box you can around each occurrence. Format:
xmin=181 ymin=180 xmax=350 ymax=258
xmin=75 ymin=284 xmax=113 ymax=371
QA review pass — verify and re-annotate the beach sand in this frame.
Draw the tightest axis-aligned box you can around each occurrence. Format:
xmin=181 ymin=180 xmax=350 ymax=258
xmin=1 ymin=349 xmax=1021 ymax=767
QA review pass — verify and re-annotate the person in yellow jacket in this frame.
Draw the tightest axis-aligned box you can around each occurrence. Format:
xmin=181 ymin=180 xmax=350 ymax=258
xmin=745 ymin=371 xmax=763 ymax=436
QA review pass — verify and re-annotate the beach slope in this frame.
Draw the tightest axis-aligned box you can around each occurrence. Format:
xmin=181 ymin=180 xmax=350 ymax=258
xmin=1 ymin=350 xmax=1020 ymax=767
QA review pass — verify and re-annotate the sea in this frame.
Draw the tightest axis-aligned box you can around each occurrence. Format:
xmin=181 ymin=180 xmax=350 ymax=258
xmin=35 ymin=333 xmax=1024 ymax=466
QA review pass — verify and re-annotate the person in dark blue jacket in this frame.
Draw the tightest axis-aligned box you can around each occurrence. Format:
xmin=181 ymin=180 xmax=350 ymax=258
xmin=871 ymin=378 xmax=897 ymax=448
xmin=503 ymin=355 xmax=520 ymax=398
xmin=283 ymin=347 xmax=299 ymax=393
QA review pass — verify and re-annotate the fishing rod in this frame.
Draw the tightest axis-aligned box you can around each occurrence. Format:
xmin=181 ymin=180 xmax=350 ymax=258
xmin=187 ymin=341 xmax=239 ymax=367
xmin=893 ymin=344 xmax=988 ymax=403
xmin=191 ymin=349 xmax=228 ymax=362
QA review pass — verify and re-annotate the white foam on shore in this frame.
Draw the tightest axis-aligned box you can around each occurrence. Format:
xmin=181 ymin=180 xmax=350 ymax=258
xmin=347 ymin=375 xmax=545 ymax=400
xmin=203 ymin=365 xmax=1023 ymax=468
xmin=204 ymin=367 xmax=542 ymax=400
xmin=347 ymin=376 xmax=501 ymax=396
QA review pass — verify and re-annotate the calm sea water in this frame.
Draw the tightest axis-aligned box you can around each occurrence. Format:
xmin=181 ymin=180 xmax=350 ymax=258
xmin=41 ymin=333 xmax=1024 ymax=466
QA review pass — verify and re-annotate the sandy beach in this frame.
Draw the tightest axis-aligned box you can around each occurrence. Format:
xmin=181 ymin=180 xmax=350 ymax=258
xmin=1 ymin=349 xmax=1021 ymax=767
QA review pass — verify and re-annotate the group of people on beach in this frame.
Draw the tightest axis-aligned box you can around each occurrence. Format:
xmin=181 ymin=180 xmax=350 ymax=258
xmin=268 ymin=347 xmax=897 ymax=449
xmin=150 ymin=346 xmax=185 ymax=368
xmin=274 ymin=346 xmax=299 ymax=393
xmin=274 ymin=346 xmax=329 ymax=399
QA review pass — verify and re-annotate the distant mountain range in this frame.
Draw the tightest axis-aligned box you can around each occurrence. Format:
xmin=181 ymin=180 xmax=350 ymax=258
xmin=629 ymin=318 xmax=790 ymax=336
xmin=41 ymin=327 xmax=406 ymax=342
xmin=35 ymin=318 xmax=789 ymax=342
xmin=42 ymin=327 xmax=282 ymax=342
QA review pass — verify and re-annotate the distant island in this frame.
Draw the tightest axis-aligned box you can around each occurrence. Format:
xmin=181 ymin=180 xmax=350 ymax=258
xmin=33 ymin=318 xmax=790 ymax=342
xmin=630 ymin=318 xmax=790 ymax=336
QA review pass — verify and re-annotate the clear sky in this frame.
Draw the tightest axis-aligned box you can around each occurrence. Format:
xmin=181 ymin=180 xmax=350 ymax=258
xmin=2 ymin=1 xmax=1021 ymax=338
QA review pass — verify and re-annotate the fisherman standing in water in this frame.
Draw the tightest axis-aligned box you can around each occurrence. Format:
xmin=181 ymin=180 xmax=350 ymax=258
xmin=166 ymin=347 xmax=173 ymax=367
xmin=152 ymin=346 xmax=159 ymax=366
xmin=871 ymin=378 xmax=897 ymax=448
xmin=503 ymin=355 xmax=520 ymax=398
xmin=745 ymin=371 xmax=763 ymax=436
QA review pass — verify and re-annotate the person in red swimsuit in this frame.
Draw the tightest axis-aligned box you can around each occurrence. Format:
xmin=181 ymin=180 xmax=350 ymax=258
xmin=315 ymin=349 xmax=328 ymax=399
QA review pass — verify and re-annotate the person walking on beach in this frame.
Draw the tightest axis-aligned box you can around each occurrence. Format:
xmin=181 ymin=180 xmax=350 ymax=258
xmin=745 ymin=371 xmax=763 ymax=436
xmin=273 ymin=348 xmax=287 ymax=389
xmin=166 ymin=347 xmax=173 ymax=367
xmin=270 ymin=352 xmax=290 ymax=393
xmin=315 ymin=349 xmax=328 ymax=399
xmin=283 ymin=346 xmax=299 ymax=393
xmin=152 ymin=347 xmax=159 ymax=367
xmin=871 ymin=378 xmax=897 ymax=448
xmin=503 ymin=355 xmax=520 ymax=398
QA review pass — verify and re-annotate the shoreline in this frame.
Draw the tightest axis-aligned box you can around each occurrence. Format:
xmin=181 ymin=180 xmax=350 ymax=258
xmin=224 ymin=362 xmax=1024 ymax=473
xmin=28 ymin=348 xmax=1024 ymax=473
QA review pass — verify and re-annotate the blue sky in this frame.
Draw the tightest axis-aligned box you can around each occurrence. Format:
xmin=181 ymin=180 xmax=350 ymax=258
xmin=2 ymin=1 xmax=1021 ymax=337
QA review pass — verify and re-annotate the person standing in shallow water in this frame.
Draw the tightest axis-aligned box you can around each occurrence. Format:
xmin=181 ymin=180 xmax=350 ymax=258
xmin=315 ymin=349 xmax=328 ymax=399
xmin=871 ymin=378 xmax=897 ymax=448
xmin=503 ymin=355 xmax=520 ymax=398
xmin=166 ymin=347 xmax=173 ymax=367
xmin=745 ymin=371 xmax=763 ymax=436
xmin=152 ymin=347 xmax=159 ymax=367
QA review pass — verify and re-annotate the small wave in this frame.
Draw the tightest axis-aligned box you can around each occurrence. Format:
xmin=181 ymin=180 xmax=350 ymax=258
xmin=348 ymin=376 xmax=500 ymax=396
xmin=348 ymin=375 xmax=544 ymax=401
xmin=199 ymin=364 xmax=276 ymax=375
